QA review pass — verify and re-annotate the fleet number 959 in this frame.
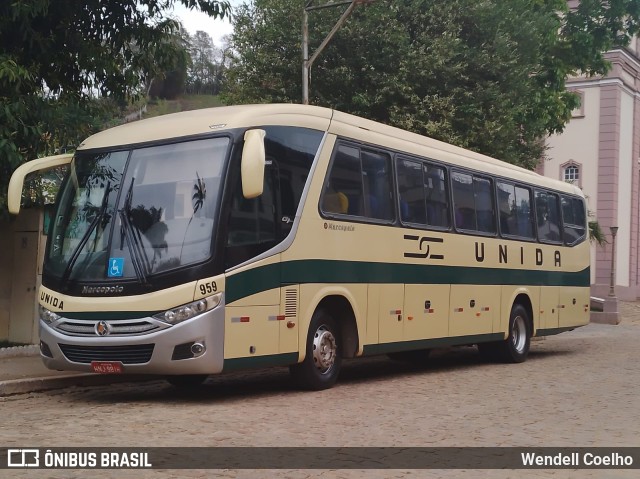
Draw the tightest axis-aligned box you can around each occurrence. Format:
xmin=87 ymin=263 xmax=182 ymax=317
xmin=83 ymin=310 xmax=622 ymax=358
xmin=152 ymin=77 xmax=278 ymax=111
xmin=199 ymin=281 xmax=218 ymax=296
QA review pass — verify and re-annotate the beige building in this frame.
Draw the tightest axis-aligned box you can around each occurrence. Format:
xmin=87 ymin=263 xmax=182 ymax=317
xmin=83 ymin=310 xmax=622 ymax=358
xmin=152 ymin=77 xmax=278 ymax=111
xmin=0 ymin=209 xmax=46 ymax=344
xmin=543 ymin=39 xmax=640 ymax=300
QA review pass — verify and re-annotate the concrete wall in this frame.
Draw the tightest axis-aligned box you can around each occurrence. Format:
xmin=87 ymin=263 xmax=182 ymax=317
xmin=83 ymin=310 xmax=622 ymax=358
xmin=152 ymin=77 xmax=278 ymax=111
xmin=0 ymin=209 xmax=43 ymax=344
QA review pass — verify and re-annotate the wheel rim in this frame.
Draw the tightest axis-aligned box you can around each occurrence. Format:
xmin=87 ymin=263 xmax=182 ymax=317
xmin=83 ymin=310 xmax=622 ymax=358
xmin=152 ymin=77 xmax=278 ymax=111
xmin=511 ymin=315 xmax=527 ymax=353
xmin=312 ymin=325 xmax=337 ymax=374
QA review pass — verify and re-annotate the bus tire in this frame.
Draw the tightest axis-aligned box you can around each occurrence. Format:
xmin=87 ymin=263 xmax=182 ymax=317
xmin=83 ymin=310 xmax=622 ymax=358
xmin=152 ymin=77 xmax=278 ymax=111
xmin=479 ymin=304 xmax=531 ymax=363
xmin=166 ymin=374 xmax=208 ymax=388
xmin=290 ymin=310 xmax=342 ymax=390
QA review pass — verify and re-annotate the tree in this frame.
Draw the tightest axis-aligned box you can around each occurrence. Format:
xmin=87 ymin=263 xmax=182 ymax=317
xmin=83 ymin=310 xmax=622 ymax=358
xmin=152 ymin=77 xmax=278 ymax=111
xmin=149 ymin=24 xmax=192 ymax=100
xmin=0 ymin=0 xmax=230 ymax=217
xmin=187 ymin=31 xmax=227 ymax=95
xmin=224 ymin=0 xmax=640 ymax=169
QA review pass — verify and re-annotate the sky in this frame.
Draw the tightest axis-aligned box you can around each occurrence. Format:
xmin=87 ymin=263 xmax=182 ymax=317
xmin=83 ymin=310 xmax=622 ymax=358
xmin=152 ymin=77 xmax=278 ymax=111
xmin=169 ymin=1 xmax=241 ymax=45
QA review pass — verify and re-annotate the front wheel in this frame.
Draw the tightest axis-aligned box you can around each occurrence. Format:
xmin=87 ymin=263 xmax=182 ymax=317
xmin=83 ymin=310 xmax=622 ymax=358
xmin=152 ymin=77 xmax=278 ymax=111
xmin=290 ymin=310 xmax=342 ymax=390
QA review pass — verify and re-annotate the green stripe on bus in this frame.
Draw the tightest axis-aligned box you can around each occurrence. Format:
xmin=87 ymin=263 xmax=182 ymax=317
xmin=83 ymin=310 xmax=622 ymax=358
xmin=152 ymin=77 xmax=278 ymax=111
xmin=226 ymin=259 xmax=590 ymax=304
xmin=362 ymin=333 xmax=504 ymax=356
xmin=535 ymin=326 xmax=577 ymax=337
xmin=223 ymin=352 xmax=298 ymax=372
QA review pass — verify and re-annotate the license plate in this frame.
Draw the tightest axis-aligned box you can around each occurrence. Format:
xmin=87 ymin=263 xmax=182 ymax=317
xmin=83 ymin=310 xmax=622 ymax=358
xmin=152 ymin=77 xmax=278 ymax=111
xmin=91 ymin=361 xmax=123 ymax=374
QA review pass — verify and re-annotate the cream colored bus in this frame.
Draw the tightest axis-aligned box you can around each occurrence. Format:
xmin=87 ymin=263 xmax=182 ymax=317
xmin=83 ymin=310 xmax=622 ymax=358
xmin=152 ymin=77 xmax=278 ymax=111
xmin=8 ymin=104 xmax=590 ymax=389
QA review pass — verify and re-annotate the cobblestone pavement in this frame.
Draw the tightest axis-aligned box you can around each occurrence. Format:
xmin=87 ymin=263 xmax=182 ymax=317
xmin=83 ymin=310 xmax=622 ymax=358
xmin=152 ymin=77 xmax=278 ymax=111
xmin=2 ymin=303 xmax=640 ymax=479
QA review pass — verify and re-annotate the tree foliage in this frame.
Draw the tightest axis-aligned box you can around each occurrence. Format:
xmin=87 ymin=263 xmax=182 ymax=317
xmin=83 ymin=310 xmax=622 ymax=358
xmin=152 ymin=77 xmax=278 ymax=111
xmin=225 ymin=0 xmax=640 ymax=169
xmin=185 ymin=31 xmax=232 ymax=95
xmin=0 ymin=0 xmax=230 ymax=216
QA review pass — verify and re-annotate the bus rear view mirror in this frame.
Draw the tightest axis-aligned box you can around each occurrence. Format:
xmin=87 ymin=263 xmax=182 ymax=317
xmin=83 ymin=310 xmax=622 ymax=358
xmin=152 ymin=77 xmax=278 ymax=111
xmin=8 ymin=153 xmax=74 ymax=215
xmin=241 ymin=129 xmax=266 ymax=199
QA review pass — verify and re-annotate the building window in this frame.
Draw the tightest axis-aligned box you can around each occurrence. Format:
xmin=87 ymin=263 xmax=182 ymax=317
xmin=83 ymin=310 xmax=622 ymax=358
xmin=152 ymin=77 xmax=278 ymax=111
xmin=560 ymin=160 xmax=582 ymax=187
xmin=564 ymin=165 xmax=580 ymax=182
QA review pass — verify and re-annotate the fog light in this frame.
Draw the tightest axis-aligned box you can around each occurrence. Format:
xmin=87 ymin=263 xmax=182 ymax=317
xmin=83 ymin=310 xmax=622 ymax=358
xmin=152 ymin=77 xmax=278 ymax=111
xmin=191 ymin=342 xmax=205 ymax=357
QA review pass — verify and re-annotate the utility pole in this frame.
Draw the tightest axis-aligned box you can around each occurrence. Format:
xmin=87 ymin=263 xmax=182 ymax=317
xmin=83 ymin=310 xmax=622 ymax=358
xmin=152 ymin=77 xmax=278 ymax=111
xmin=302 ymin=1 xmax=372 ymax=105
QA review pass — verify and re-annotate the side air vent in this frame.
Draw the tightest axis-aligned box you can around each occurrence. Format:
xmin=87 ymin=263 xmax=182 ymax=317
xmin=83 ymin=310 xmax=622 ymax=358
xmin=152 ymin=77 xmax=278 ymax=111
xmin=285 ymin=288 xmax=298 ymax=318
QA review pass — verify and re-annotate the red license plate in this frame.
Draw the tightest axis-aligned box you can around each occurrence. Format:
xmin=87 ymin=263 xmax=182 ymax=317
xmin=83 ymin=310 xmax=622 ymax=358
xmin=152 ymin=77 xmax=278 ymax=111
xmin=91 ymin=361 xmax=123 ymax=374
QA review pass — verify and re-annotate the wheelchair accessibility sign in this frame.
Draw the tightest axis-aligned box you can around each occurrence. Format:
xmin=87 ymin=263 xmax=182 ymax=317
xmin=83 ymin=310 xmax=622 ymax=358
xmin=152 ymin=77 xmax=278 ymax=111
xmin=107 ymin=258 xmax=124 ymax=278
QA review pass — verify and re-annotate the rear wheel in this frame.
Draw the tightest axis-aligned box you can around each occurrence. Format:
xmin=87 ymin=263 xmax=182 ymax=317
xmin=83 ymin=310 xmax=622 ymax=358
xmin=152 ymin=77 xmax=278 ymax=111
xmin=290 ymin=310 xmax=342 ymax=390
xmin=166 ymin=374 xmax=208 ymax=388
xmin=479 ymin=303 xmax=531 ymax=363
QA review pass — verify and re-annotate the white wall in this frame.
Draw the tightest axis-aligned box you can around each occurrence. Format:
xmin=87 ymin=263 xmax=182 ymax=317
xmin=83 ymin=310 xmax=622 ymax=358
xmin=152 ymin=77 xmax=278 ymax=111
xmin=546 ymin=86 xmax=601 ymax=283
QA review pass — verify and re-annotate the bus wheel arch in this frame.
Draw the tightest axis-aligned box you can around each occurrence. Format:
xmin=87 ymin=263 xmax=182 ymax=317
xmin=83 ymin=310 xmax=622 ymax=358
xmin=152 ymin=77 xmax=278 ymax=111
xmin=480 ymin=294 xmax=533 ymax=363
xmin=290 ymin=294 xmax=359 ymax=390
xmin=314 ymin=295 xmax=359 ymax=359
xmin=513 ymin=293 xmax=534 ymax=338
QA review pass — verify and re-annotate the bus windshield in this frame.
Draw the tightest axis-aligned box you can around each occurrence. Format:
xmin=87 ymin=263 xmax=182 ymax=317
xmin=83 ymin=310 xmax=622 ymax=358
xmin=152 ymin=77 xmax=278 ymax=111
xmin=45 ymin=137 xmax=229 ymax=282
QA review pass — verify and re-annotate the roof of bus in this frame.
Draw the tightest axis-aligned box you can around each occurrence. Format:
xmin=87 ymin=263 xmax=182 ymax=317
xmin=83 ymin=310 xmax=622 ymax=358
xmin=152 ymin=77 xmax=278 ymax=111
xmin=77 ymin=103 xmax=582 ymax=197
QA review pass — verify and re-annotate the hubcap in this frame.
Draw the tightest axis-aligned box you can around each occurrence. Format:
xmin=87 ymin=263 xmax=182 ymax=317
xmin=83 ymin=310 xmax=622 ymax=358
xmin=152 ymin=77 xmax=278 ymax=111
xmin=512 ymin=315 xmax=527 ymax=353
xmin=312 ymin=325 xmax=337 ymax=374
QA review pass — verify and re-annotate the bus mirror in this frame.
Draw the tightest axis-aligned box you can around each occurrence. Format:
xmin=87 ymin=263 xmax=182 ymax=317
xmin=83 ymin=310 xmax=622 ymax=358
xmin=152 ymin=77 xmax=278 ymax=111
xmin=8 ymin=153 xmax=74 ymax=215
xmin=241 ymin=129 xmax=266 ymax=199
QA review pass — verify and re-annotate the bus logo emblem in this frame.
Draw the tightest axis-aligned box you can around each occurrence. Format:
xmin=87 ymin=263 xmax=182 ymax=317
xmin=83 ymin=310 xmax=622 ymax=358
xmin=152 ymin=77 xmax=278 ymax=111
xmin=95 ymin=321 xmax=111 ymax=336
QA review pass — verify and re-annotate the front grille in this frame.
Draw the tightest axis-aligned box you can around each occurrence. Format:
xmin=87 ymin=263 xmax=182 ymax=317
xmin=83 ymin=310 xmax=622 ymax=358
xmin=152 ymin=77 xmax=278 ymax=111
xmin=55 ymin=320 xmax=163 ymax=337
xmin=59 ymin=344 xmax=154 ymax=364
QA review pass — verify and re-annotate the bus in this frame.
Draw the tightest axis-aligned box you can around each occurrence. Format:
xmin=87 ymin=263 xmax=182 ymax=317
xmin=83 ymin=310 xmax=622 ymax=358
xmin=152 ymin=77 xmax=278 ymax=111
xmin=8 ymin=104 xmax=590 ymax=390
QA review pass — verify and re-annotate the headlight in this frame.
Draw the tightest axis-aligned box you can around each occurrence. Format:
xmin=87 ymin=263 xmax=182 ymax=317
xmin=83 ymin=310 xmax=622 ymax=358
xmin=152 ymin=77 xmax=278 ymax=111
xmin=153 ymin=293 xmax=222 ymax=325
xmin=39 ymin=305 xmax=61 ymax=324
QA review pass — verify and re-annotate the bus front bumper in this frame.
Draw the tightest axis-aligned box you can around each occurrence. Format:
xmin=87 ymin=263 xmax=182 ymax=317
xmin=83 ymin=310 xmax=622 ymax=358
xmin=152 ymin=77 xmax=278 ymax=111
xmin=38 ymin=306 xmax=225 ymax=376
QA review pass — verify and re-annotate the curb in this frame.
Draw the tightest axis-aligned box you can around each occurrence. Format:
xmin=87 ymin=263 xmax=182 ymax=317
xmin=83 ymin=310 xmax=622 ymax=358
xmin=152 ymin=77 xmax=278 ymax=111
xmin=0 ymin=345 xmax=39 ymax=359
xmin=0 ymin=374 xmax=159 ymax=396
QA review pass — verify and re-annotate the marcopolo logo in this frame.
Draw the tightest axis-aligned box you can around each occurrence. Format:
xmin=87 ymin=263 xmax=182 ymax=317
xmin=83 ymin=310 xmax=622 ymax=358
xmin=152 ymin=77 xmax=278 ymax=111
xmin=7 ymin=449 xmax=40 ymax=468
xmin=81 ymin=285 xmax=124 ymax=295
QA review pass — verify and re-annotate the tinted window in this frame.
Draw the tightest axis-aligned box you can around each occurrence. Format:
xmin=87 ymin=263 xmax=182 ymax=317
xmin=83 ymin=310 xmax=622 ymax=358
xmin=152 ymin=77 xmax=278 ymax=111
xmin=322 ymin=143 xmax=394 ymax=221
xmin=397 ymin=157 xmax=449 ymax=228
xmin=322 ymin=144 xmax=363 ymax=215
xmin=226 ymin=127 xmax=323 ymax=268
xmin=452 ymin=171 xmax=495 ymax=233
xmin=497 ymin=182 xmax=534 ymax=238
xmin=535 ymin=190 xmax=562 ymax=243
xmin=562 ymin=196 xmax=586 ymax=245
xmin=397 ymin=159 xmax=426 ymax=224
xmin=362 ymin=150 xmax=394 ymax=220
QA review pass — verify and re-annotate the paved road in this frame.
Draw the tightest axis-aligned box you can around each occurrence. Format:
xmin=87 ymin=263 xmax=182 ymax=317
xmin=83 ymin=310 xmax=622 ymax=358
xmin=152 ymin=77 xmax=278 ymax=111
xmin=2 ymin=303 xmax=639 ymax=479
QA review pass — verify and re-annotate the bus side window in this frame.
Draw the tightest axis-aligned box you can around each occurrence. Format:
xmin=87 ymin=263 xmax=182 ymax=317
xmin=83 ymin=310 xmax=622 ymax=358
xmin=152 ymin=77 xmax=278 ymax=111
xmin=535 ymin=190 xmax=562 ymax=243
xmin=397 ymin=158 xmax=426 ymax=224
xmin=225 ymin=126 xmax=323 ymax=268
xmin=322 ymin=144 xmax=364 ymax=216
xmin=497 ymin=182 xmax=534 ymax=239
xmin=225 ymin=165 xmax=278 ymax=269
xmin=473 ymin=176 xmax=495 ymax=233
xmin=361 ymin=149 xmax=394 ymax=221
xmin=561 ymin=196 xmax=586 ymax=245
xmin=424 ymin=163 xmax=449 ymax=228
xmin=453 ymin=171 xmax=495 ymax=233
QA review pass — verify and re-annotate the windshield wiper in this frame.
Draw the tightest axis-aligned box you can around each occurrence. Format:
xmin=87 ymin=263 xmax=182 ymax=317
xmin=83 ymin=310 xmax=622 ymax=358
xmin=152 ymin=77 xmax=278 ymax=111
xmin=60 ymin=181 xmax=111 ymax=288
xmin=118 ymin=177 xmax=151 ymax=285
